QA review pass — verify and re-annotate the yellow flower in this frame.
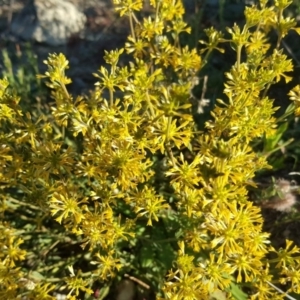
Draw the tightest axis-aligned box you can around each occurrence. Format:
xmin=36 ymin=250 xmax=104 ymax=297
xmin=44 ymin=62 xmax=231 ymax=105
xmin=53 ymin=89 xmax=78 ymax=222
xmin=113 ymin=0 xmax=143 ymax=16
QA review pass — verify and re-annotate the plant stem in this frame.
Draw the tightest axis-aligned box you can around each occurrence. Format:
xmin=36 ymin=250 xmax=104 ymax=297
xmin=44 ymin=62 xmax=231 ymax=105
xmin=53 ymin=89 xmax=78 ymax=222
xmin=146 ymin=91 xmax=155 ymax=117
xmin=129 ymin=13 xmax=136 ymax=41
xmin=236 ymin=45 xmax=242 ymax=72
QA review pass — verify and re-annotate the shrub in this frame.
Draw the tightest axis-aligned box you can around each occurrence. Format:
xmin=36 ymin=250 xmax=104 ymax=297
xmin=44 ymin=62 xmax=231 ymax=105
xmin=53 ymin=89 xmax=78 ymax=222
xmin=1 ymin=0 xmax=300 ymax=299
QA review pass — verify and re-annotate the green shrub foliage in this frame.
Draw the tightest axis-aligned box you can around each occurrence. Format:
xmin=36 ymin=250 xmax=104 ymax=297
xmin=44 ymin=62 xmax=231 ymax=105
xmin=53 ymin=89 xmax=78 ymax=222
xmin=1 ymin=0 xmax=300 ymax=299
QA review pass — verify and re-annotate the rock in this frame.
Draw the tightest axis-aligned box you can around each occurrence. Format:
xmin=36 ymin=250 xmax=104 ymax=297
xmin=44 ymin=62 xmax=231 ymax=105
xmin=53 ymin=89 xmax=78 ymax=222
xmin=10 ymin=0 xmax=86 ymax=46
xmin=116 ymin=280 xmax=136 ymax=300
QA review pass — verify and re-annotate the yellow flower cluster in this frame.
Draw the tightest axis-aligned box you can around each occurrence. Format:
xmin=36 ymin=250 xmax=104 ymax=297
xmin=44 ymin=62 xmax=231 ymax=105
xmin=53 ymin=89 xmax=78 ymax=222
xmin=1 ymin=0 xmax=300 ymax=299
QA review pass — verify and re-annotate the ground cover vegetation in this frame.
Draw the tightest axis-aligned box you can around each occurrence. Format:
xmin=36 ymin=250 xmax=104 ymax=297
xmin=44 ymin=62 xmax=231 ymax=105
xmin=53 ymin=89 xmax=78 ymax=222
xmin=2 ymin=0 xmax=300 ymax=299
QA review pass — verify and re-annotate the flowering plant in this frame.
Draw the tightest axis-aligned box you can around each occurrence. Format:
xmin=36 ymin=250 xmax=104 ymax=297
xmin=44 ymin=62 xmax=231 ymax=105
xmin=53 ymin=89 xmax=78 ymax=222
xmin=1 ymin=0 xmax=300 ymax=299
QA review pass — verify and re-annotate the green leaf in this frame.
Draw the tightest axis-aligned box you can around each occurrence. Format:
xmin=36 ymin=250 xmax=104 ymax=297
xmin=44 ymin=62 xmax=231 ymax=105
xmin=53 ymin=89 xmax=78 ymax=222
xmin=29 ymin=271 xmax=45 ymax=281
xmin=228 ymin=282 xmax=248 ymax=300
xmin=210 ymin=289 xmax=227 ymax=300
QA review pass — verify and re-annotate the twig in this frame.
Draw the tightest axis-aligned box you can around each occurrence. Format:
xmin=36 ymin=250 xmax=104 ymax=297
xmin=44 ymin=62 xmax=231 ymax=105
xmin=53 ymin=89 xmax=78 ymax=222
xmin=41 ymin=240 xmax=60 ymax=257
xmin=6 ymin=196 xmax=41 ymax=210
xmin=124 ymin=274 xmax=150 ymax=289
xmin=7 ymin=0 xmax=14 ymax=31
xmin=281 ymin=39 xmax=300 ymax=67
xmin=197 ymin=75 xmax=210 ymax=114
xmin=200 ymin=75 xmax=208 ymax=102
xmin=266 ymin=281 xmax=297 ymax=300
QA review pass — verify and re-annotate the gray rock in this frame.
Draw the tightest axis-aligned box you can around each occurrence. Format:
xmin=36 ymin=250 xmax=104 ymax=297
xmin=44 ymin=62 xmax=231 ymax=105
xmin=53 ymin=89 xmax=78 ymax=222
xmin=11 ymin=0 xmax=86 ymax=46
